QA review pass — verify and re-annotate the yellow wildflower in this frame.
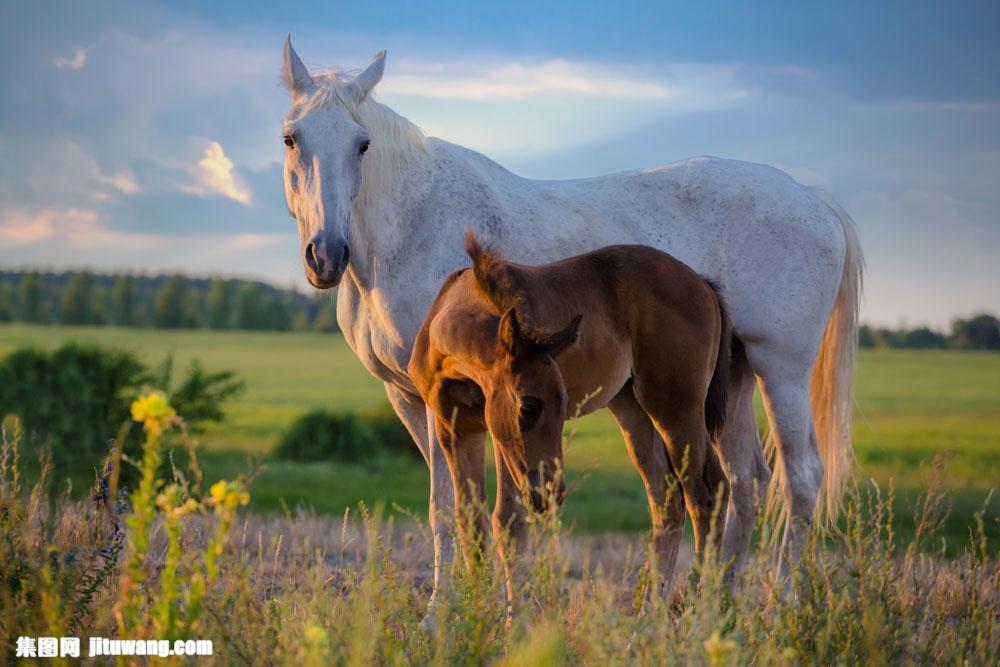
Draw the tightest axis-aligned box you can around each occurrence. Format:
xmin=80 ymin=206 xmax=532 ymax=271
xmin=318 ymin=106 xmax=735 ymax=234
xmin=303 ymin=623 xmax=328 ymax=645
xmin=210 ymin=479 xmax=250 ymax=512
xmin=704 ymin=630 xmax=738 ymax=667
xmin=209 ymin=480 xmax=229 ymax=504
xmin=130 ymin=392 xmax=176 ymax=435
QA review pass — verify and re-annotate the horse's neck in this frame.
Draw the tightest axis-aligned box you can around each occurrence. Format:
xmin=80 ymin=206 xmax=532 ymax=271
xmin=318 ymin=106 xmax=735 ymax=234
xmin=347 ymin=125 xmax=434 ymax=289
xmin=344 ymin=125 xmax=535 ymax=336
xmin=349 ymin=139 xmax=509 ymax=289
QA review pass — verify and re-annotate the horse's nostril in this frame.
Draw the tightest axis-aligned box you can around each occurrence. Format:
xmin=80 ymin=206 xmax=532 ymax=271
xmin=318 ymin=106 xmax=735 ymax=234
xmin=341 ymin=244 xmax=350 ymax=265
xmin=305 ymin=243 xmax=319 ymax=272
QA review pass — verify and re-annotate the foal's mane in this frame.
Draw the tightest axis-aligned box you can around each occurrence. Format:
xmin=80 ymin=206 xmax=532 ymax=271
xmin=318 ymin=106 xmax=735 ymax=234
xmin=464 ymin=230 xmax=526 ymax=316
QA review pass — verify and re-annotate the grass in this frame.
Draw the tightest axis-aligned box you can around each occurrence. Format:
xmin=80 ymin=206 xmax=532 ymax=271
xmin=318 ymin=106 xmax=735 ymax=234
xmin=0 ymin=323 xmax=997 ymax=546
xmin=2 ymin=414 xmax=998 ymax=665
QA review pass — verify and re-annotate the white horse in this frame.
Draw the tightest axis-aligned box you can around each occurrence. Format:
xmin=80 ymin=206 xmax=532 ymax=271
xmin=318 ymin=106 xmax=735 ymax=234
xmin=278 ymin=37 xmax=862 ymax=598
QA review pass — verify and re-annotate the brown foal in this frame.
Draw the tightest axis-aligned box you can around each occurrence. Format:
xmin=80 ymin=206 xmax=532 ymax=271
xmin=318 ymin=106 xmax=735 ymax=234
xmin=408 ymin=231 xmax=732 ymax=589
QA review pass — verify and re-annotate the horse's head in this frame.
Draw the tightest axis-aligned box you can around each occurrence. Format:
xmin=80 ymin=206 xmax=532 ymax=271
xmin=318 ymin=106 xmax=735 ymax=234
xmin=484 ymin=308 xmax=582 ymax=512
xmin=281 ymin=36 xmax=385 ymax=288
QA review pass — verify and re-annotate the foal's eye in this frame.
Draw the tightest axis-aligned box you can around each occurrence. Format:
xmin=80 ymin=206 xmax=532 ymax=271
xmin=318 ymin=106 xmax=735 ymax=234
xmin=518 ymin=396 xmax=544 ymax=432
xmin=283 ymin=135 xmax=295 ymax=148
xmin=359 ymin=139 xmax=370 ymax=155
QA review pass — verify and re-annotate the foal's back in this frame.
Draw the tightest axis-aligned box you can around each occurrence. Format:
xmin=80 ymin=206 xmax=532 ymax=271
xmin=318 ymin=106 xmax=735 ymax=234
xmin=477 ymin=242 xmax=723 ymax=399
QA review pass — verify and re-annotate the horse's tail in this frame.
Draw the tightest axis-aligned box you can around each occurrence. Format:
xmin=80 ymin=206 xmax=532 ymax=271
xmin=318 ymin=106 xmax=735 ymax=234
xmin=705 ymin=281 xmax=732 ymax=441
xmin=807 ymin=187 xmax=864 ymax=522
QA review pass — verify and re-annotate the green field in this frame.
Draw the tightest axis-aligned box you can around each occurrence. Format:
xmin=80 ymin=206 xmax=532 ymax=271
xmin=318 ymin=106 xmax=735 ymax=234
xmin=1 ymin=323 xmax=997 ymax=544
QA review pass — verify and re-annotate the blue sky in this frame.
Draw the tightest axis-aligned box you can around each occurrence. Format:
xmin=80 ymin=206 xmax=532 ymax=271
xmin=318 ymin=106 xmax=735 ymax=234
xmin=0 ymin=1 xmax=998 ymax=327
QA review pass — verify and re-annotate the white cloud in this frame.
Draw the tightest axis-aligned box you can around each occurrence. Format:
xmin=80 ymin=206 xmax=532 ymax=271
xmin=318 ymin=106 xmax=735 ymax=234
xmin=231 ymin=233 xmax=284 ymax=249
xmin=186 ymin=141 xmax=252 ymax=205
xmin=0 ymin=205 xmax=164 ymax=252
xmin=380 ymin=59 xmax=755 ymax=107
xmin=381 ymin=61 xmax=751 ymax=159
xmin=101 ymin=171 xmax=139 ymax=194
xmin=0 ymin=207 xmax=66 ymax=245
xmin=383 ymin=60 xmax=675 ymax=101
xmin=55 ymin=48 xmax=87 ymax=71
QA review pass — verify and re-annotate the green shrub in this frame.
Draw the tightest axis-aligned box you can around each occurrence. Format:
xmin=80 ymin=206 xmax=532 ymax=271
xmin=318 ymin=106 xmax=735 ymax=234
xmin=274 ymin=404 xmax=419 ymax=463
xmin=359 ymin=402 xmax=420 ymax=459
xmin=0 ymin=345 xmax=145 ymax=477
xmin=0 ymin=343 xmax=243 ymax=485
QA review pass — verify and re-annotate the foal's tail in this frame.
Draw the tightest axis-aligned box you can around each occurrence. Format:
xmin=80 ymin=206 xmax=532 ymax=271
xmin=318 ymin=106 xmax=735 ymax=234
xmin=704 ymin=282 xmax=732 ymax=441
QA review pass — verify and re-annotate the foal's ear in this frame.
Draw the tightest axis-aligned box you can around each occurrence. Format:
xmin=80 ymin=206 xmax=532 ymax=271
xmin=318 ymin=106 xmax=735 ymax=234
xmin=539 ymin=315 xmax=582 ymax=357
xmin=348 ymin=50 xmax=387 ymax=103
xmin=498 ymin=308 xmax=528 ymax=357
xmin=442 ymin=378 xmax=485 ymax=409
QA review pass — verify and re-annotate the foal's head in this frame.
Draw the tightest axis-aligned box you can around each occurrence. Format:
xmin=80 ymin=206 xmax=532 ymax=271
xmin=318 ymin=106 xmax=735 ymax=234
xmin=483 ymin=307 xmax=581 ymax=512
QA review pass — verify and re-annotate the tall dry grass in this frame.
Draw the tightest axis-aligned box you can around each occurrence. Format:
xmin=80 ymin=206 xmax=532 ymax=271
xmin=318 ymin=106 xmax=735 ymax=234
xmin=1 ymin=403 xmax=997 ymax=665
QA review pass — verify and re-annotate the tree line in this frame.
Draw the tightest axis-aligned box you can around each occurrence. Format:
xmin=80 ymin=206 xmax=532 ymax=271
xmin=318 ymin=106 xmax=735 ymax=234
xmin=0 ymin=270 xmax=339 ymax=332
xmin=2 ymin=269 xmax=997 ymax=347
xmin=859 ymin=313 xmax=1000 ymax=350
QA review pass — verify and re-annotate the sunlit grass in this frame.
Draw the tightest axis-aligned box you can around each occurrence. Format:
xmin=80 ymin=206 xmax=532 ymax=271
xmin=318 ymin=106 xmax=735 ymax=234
xmin=1 ymin=410 xmax=997 ymax=665
xmin=1 ymin=324 xmax=997 ymax=546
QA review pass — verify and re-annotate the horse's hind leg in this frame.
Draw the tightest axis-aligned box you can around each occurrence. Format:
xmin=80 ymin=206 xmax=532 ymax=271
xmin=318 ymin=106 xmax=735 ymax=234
xmin=745 ymin=343 xmax=822 ymax=578
xmin=718 ymin=344 xmax=770 ymax=584
xmin=632 ymin=377 xmax=727 ymax=559
xmin=607 ymin=385 xmax=686 ymax=593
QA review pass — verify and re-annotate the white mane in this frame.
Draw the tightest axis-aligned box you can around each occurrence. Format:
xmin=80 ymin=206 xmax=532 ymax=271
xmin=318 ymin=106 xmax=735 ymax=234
xmin=300 ymin=71 xmax=427 ymax=210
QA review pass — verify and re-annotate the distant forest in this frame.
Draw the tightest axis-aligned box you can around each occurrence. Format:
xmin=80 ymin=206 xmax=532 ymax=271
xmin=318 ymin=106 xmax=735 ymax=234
xmin=0 ymin=269 xmax=338 ymax=332
xmin=0 ymin=269 xmax=997 ymax=347
xmin=859 ymin=315 xmax=999 ymax=351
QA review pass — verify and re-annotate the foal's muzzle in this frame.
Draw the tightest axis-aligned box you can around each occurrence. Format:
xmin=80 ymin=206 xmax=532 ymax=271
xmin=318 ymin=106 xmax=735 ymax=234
xmin=526 ymin=470 xmax=566 ymax=512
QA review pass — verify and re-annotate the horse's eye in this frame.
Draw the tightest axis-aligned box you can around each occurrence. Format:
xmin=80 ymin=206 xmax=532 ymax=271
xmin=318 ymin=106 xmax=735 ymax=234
xmin=518 ymin=396 xmax=544 ymax=432
xmin=283 ymin=135 xmax=295 ymax=148
xmin=359 ymin=140 xmax=370 ymax=155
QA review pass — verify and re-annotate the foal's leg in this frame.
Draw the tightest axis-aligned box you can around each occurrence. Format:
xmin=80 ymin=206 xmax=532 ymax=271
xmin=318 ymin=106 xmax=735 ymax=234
xmin=632 ymin=378 xmax=727 ymax=559
xmin=607 ymin=386 xmax=686 ymax=593
xmin=492 ymin=444 xmax=526 ymax=614
xmin=433 ymin=417 xmax=489 ymax=568
xmin=717 ymin=347 xmax=770 ymax=584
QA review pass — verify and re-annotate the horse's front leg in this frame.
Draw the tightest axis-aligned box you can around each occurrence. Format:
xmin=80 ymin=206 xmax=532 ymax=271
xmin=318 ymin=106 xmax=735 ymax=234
xmin=385 ymin=387 xmax=455 ymax=616
xmin=433 ymin=417 xmax=489 ymax=568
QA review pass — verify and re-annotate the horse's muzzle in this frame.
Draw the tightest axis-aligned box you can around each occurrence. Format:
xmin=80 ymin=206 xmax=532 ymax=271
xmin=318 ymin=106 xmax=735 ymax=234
xmin=304 ymin=234 xmax=349 ymax=289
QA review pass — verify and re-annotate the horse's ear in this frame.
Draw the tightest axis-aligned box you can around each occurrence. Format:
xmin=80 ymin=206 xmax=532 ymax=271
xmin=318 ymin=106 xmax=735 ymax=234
xmin=283 ymin=35 xmax=315 ymax=98
xmin=498 ymin=308 xmax=528 ymax=357
xmin=539 ymin=315 xmax=582 ymax=357
xmin=349 ymin=50 xmax=386 ymax=103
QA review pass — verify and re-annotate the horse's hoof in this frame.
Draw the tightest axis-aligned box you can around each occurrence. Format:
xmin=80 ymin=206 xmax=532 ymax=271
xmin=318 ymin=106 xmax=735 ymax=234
xmin=420 ymin=599 xmax=438 ymax=633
